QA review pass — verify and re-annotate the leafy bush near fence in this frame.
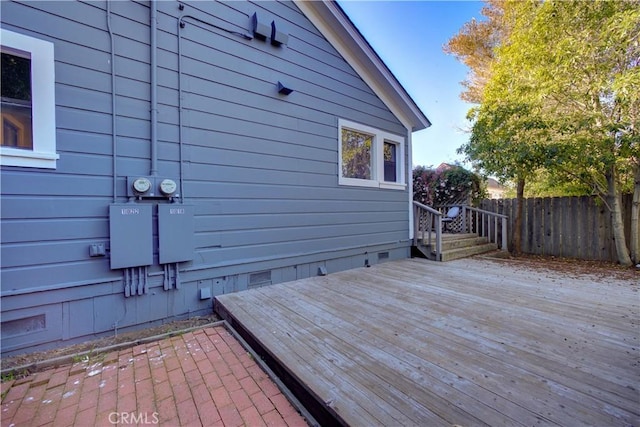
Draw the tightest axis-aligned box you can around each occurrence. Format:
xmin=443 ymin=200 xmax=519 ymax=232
xmin=413 ymin=165 xmax=486 ymax=207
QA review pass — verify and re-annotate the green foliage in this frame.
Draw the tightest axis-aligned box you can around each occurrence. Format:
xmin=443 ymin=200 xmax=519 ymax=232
xmin=450 ymin=0 xmax=639 ymax=264
xmin=523 ymin=0 xmax=640 ymax=196
xmin=444 ymin=0 xmax=513 ymax=103
xmin=456 ymin=0 xmax=639 ymax=196
xmin=460 ymin=102 xmax=548 ymax=183
xmin=1 ymin=369 xmax=29 ymax=387
xmin=1 ymin=371 xmax=15 ymax=383
xmin=505 ymin=169 xmax=594 ymax=198
xmin=413 ymin=165 xmax=486 ymax=206
xmin=341 ymin=129 xmax=372 ymax=180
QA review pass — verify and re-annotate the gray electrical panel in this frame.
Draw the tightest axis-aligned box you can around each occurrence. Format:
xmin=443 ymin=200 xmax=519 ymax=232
xmin=158 ymin=204 xmax=194 ymax=264
xmin=109 ymin=204 xmax=153 ymax=269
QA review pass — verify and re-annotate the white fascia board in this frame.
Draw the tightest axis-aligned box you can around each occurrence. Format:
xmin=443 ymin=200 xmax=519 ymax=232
xmin=408 ymin=130 xmax=414 ymax=240
xmin=295 ymin=1 xmax=431 ymax=133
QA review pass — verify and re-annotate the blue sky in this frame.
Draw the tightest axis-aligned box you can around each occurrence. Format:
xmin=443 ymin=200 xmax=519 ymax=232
xmin=337 ymin=1 xmax=484 ymax=169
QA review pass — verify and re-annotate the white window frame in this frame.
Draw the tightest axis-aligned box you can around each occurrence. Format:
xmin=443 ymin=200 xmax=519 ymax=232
xmin=379 ymin=136 xmax=404 ymax=190
xmin=338 ymin=119 xmax=405 ymax=190
xmin=1 ymin=29 xmax=57 ymax=169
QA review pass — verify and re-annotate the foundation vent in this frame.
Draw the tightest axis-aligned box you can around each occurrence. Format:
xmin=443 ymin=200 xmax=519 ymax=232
xmin=249 ymin=270 xmax=272 ymax=288
xmin=2 ymin=314 xmax=46 ymax=337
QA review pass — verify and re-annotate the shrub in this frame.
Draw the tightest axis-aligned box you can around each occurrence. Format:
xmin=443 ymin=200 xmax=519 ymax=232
xmin=413 ymin=165 xmax=486 ymax=206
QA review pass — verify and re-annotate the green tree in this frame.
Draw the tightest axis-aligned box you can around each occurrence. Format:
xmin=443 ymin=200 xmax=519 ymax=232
xmin=444 ymin=0 xmax=513 ymax=103
xmin=518 ymin=0 xmax=639 ymax=266
xmin=451 ymin=1 xmax=547 ymax=254
xmin=459 ymin=1 xmax=542 ymax=253
xmin=460 ymin=102 xmax=548 ymax=254
xmin=451 ymin=0 xmax=639 ymax=265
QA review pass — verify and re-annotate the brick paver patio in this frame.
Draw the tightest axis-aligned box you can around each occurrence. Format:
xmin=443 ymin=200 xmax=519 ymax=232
xmin=1 ymin=326 xmax=308 ymax=426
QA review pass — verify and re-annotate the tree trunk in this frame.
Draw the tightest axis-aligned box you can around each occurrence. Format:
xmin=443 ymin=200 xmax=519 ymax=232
xmin=630 ymin=161 xmax=640 ymax=264
xmin=512 ymin=177 xmax=525 ymax=256
xmin=606 ymin=166 xmax=632 ymax=266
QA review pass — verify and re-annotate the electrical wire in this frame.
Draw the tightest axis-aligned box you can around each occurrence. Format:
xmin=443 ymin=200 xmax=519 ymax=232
xmin=107 ymin=2 xmax=117 ymax=203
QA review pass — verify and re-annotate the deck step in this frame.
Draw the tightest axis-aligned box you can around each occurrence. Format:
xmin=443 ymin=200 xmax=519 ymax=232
xmin=416 ymin=233 xmax=498 ymax=262
xmin=440 ymin=242 xmax=498 ymax=261
xmin=440 ymin=236 xmax=491 ymax=251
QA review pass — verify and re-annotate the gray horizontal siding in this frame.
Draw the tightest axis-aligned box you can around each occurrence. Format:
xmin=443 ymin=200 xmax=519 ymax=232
xmin=2 ymin=219 xmax=107 ymax=243
xmin=197 ymin=211 xmax=404 ymax=232
xmin=1 ymin=0 xmax=414 ymax=354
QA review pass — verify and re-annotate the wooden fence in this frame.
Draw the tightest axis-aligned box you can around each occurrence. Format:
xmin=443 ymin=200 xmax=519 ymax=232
xmin=480 ymin=195 xmax=634 ymax=262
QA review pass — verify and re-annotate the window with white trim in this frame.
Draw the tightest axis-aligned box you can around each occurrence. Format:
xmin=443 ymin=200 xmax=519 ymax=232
xmin=1 ymin=29 xmax=57 ymax=168
xmin=338 ymin=119 xmax=405 ymax=189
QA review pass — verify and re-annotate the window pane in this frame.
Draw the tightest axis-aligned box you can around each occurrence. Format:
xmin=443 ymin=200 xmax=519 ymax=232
xmin=383 ymin=141 xmax=397 ymax=182
xmin=342 ymin=129 xmax=372 ymax=180
xmin=1 ymin=51 xmax=33 ymax=149
xmin=1 ymin=102 xmax=33 ymax=149
xmin=1 ymin=52 xmax=31 ymax=101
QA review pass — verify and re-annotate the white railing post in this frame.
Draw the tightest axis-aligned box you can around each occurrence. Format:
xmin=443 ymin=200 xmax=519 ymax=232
xmin=413 ymin=204 xmax=418 ymax=247
xmin=427 ymin=212 xmax=432 ymax=246
xmin=463 ymin=205 xmax=508 ymax=249
xmin=436 ymin=216 xmax=442 ymax=260
xmin=412 ymin=201 xmax=443 ymax=261
xmin=475 ymin=212 xmax=478 ymax=236
xmin=462 ymin=205 xmax=467 ymax=233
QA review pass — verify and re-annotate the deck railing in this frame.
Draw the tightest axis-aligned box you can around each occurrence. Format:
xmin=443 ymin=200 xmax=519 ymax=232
xmin=414 ymin=202 xmax=509 ymax=259
xmin=459 ymin=205 xmax=508 ymax=251
xmin=413 ymin=201 xmax=443 ymax=260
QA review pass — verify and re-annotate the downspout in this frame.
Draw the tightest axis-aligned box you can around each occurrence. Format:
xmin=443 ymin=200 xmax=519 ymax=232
xmin=107 ymin=2 xmax=117 ymax=203
xmin=150 ymin=0 xmax=158 ymax=176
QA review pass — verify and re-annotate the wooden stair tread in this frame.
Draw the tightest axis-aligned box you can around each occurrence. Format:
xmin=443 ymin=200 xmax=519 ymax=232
xmin=415 ymin=233 xmax=499 ymax=262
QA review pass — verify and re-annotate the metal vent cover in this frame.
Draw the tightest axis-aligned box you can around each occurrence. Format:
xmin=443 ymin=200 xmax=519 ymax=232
xmin=249 ymin=270 xmax=272 ymax=288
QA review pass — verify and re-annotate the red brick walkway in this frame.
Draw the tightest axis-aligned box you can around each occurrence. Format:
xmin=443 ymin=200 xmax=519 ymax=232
xmin=1 ymin=326 xmax=308 ymax=426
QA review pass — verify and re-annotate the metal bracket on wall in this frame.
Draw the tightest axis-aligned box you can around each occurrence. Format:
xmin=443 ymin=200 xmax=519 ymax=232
xmin=123 ymin=267 xmax=149 ymax=298
xmin=163 ymin=263 xmax=182 ymax=291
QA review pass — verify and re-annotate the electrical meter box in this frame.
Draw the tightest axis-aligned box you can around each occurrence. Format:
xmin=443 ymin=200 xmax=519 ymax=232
xmin=109 ymin=204 xmax=153 ymax=269
xmin=158 ymin=204 xmax=194 ymax=264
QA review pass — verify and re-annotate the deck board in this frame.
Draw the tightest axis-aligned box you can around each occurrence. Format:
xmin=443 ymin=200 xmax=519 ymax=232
xmin=215 ymin=258 xmax=640 ymax=427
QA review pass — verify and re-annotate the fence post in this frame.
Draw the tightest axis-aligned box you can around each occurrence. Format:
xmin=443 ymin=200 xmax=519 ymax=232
xmin=501 ymin=216 xmax=508 ymax=251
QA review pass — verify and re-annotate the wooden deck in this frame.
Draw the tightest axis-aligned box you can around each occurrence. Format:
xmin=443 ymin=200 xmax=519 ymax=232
xmin=215 ymin=258 xmax=640 ymax=427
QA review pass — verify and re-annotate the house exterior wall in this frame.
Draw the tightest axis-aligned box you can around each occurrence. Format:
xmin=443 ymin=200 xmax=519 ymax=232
xmin=1 ymin=0 xmax=412 ymax=355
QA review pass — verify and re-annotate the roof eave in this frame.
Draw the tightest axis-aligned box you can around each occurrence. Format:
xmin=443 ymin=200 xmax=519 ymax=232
xmin=295 ymin=0 xmax=431 ymax=132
